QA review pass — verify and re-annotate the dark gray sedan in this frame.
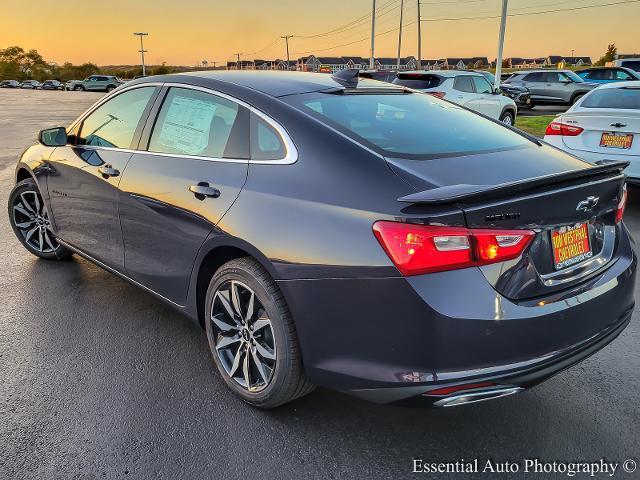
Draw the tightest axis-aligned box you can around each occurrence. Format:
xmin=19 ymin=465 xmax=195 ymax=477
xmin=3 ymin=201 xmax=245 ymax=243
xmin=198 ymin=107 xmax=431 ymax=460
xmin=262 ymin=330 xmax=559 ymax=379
xmin=7 ymin=71 xmax=636 ymax=409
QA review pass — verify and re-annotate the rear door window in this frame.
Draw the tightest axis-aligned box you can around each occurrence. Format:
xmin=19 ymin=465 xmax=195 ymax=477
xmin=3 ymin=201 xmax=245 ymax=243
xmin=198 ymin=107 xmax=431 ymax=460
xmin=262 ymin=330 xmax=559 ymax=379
xmin=149 ymin=87 xmax=249 ymax=158
xmin=523 ymin=72 xmax=544 ymax=82
xmin=250 ymin=113 xmax=286 ymax=161
xmin=453 ymin=76 xmax=475 ymax=93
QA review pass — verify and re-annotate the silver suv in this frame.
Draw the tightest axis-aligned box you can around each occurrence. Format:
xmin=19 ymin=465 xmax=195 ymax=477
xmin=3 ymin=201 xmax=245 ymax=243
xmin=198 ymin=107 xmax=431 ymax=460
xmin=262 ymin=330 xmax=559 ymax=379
xmin=68 ymin=75 xmax=123 ymax=92
xmin=503 ymin=69 xmax=597 ymax=107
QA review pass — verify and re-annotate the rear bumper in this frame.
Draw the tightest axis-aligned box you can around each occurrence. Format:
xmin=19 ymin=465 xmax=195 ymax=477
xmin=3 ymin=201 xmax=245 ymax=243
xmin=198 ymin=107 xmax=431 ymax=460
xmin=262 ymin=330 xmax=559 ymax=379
xmin=279 ymin=225 xmax=636 ymax=405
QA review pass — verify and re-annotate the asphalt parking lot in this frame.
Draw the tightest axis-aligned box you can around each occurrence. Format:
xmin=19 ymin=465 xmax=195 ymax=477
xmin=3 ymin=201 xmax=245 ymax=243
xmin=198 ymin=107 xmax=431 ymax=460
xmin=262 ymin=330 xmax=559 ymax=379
xmin=0 ymin=90 xmax=638 ymax=480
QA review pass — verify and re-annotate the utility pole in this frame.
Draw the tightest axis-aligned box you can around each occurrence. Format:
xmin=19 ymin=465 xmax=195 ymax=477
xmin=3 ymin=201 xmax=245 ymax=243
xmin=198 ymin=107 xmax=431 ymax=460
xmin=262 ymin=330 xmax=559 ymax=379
xmin=494 ymin=0 xmax=508 ymax=90
xmin=416 ymin=1 xmax=422 ymax=70
xmin=571 ymin=49 xmax=575 ymax=58
xmin=397 ymin=0 xmax=404 ymax=69
xmin=233 ymin=52 xmax=242 ymax=70
xmin=281 ymin=35 xmax=293 ymax=69
xmin=370 ymin=0 xmax=376 ymax=69
xmin=133 ymin=32 xmax=148 ymax=76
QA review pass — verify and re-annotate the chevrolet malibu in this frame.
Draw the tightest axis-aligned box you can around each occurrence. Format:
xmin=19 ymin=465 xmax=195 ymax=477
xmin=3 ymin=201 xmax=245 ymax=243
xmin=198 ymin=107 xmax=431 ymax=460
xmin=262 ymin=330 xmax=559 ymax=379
xmin=8 ymin=71 xmax=636 ymax=408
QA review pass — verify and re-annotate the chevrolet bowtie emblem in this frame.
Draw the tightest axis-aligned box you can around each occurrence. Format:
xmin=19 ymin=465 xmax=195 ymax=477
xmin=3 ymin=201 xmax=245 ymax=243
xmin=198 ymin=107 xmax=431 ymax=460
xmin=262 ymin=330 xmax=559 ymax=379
xmin=576 ymin=196 xmax=599 ymax=212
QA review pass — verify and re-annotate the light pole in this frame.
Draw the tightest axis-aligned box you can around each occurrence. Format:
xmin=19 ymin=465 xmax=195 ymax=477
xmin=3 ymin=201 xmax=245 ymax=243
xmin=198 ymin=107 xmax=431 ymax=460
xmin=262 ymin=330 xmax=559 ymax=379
xmin=233 ymin=53 xmax=242 ymax=70
xmin=133 ymin=32 xmax=148 ymax=77
xmin=493 ymin=0 xmax=508 ymax=90
xmin=417 ymin=0 xmax=422 ymax=70
xmin=281 ymin=35 xmax=293 ymax=70
xmin=370 ymin=0 xmax=377 ymax=69
xmin=397 ymin=0 xmax=404 ymax=69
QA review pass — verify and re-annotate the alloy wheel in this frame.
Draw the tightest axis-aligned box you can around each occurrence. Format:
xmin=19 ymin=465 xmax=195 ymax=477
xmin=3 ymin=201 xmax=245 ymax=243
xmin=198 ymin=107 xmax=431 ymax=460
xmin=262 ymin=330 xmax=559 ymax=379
xmin=210 ymin=280 xmax=276 ymax=392
xmin=12 ymin=190 xmax=59 ymax=253
xmin=502 ymin=114 xmax=514 ymax=126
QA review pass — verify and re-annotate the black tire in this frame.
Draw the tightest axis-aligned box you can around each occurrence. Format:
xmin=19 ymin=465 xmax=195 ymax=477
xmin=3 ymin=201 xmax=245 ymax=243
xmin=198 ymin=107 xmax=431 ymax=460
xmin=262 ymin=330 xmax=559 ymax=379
xmin=106 ymin=85 xmax=116 ymax=92
xmin=73 ymin=85 xmax=84 ymax=91
xmin=499 ymin=110 xmax=515 ymax=126
xmin=8 ymin=179 xmax=72 ymax=260
xmin=204 ymin=257 xmax=314 ymax=408
xmin=571 ymin=93 xmax=585 ymax=105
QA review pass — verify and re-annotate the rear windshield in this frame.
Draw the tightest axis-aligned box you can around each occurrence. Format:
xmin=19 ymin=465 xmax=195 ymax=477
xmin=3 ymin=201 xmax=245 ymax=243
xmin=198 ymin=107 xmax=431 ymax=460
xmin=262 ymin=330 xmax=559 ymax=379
xmin=581 ymin=88 xmax=640 ymax=109
xmin=285 ymin=92 xmax=531 ymax=159
xmin=393 ymin=75 xmax=442 ymax=90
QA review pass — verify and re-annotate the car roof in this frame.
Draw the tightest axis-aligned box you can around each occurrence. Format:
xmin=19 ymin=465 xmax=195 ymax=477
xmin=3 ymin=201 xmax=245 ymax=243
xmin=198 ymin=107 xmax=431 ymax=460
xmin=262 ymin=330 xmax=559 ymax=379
xmin=132 ymin=70 xmax=398 ymax=97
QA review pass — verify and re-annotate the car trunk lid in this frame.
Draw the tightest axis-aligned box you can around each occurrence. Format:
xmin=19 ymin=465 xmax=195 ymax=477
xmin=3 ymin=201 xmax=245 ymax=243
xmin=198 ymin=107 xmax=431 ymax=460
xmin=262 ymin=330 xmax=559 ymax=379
xmin=560 ymin=111 xmax=640 ymax=157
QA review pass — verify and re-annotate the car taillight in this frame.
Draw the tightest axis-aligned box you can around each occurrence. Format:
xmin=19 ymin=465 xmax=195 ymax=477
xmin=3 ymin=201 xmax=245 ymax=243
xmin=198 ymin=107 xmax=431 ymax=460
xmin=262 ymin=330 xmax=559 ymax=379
xmin=425 ymin=91 xmax=446 ymax=99
xmin=373 ymin=221 xmax=534 ymax=276
xmin=544 ymin=121 xmax=584 ymax=136
xmin=616 ymin=185 xmax=628 ymax=224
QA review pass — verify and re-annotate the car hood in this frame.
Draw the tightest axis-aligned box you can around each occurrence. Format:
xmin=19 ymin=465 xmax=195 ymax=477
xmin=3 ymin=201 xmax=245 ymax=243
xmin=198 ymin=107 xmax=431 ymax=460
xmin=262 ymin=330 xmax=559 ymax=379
xmin=385 ymin=143 xmax=591 ymax=191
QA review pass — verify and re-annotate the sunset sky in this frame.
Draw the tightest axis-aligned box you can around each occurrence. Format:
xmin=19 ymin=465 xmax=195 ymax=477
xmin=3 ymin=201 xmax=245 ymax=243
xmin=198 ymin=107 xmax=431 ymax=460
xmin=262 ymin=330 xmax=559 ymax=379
xmin=1 ymin=0 xmax=638 ymax=66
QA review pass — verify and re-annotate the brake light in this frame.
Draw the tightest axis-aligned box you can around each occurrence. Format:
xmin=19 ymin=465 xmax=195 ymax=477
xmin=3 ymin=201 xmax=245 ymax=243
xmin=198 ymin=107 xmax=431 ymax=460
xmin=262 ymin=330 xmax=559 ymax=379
xmin=544 ymin=121 xmax=584 ymax=136
xmin=425 ymin=91 xmax=446 ymax=99
xmin=373 ymin=221 xmax=535 ymax=276
xmin=616 ymin=185 xmax=627 ymax=224
xmin=424 ymin=382 xmax=495 ymax=396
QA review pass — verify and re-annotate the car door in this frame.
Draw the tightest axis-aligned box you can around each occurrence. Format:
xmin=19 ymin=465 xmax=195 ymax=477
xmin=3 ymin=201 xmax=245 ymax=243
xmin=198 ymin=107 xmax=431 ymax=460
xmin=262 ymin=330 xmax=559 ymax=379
xmin=46 ymin=85 xmax=159 ymax=271
xmin=544 ymin=72 xmax=573 ymax=102
xmin=118 ymin=86 xmax=250 ymax=305
xmin=450 ymin=75 xmax=477 ymax=110
xmin=522 ymin=72 xmax=547 ymax=100
xmin=470 ymin=75 xmax=501 ymax=118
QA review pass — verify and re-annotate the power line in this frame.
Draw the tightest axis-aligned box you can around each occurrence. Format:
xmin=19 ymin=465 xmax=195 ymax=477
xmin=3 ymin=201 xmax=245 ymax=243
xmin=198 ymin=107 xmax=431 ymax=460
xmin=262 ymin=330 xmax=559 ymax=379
xmin=422 ymin=0 xmax=639 ymax=21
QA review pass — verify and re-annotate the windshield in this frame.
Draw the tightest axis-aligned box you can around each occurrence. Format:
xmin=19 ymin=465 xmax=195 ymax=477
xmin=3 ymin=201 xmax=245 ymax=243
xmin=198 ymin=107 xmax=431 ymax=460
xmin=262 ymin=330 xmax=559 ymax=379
xmin=565 ymin=71 xmax=584 ymax=82
xmin=285 ymin=91 xmax=532 ymax=159
xmin=581 ymin=88 xmax=640 ymax=109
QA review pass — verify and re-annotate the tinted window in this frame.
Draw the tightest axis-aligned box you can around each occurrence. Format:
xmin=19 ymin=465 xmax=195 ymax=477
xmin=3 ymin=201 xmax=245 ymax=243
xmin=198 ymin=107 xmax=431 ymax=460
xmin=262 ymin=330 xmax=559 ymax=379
xmin=523 ymin=72 xmax=545 ymax=82
xmin=453 ymin=76 xmax=474 ymax=93
xmin=285 ymin=92 xmax=530 ymax=159
xmin=78 ymin=87 xmax=155 ymax=148
xmin=393 ymin=75 xmax=442 ymax=90
xmin=616 ymin=69 xmax=634 ymax=80
xmin=250 ymin=113 xmax=286 ymax=160
xmin=472 ymin=76 xmax=493 ymax=94
xmin=621 ymin=61 xmax=640 ymax=72
xmin=149 ymin=87 xmax=245 ymax=158
xmin=581 ymin=88 xmax=640 ymax=109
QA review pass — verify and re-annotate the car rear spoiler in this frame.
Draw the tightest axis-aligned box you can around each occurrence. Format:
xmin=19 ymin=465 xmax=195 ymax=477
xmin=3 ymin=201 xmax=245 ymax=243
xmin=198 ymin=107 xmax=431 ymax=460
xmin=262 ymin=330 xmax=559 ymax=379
xmin=398 ymin=160 xmax=629 ymax=205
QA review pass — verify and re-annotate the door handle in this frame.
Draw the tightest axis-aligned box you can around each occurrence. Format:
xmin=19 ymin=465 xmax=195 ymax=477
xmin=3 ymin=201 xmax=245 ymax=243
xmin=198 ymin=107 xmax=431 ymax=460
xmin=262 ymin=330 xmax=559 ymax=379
xmin=189 ymin=182 xmax=220 ymax=200
xmin=98 ymin=164 xmax=120 ymax=177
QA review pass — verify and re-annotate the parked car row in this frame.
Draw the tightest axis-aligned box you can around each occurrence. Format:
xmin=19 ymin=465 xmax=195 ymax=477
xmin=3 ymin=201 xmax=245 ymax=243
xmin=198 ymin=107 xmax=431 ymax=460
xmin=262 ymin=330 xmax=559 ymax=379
xmin=0 ymin=75 xmax=124 ymax=92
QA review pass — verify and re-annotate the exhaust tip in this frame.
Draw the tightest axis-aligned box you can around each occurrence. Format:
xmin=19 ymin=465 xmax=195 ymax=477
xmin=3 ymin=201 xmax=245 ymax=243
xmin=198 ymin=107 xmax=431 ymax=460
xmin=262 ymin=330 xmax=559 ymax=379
xmin=432 ymin=387 xmax=523 ymax=408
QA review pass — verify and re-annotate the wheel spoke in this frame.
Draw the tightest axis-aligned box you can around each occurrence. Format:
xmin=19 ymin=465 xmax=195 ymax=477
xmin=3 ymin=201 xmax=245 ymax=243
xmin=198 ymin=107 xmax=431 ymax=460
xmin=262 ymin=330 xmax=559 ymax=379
xmin=24 ymin=225 xmax=38 ymax=243
xmin=254 ymin=340 xmax=276 ymax=361
xmin=32 ymin=192 xmax=41 ymax=215
xmin=13 ymin=204 xmax=31 ymax=218
xmin=14 ymin=220 xmax=36 ymax=230
xmin=211 ymin=313 xmax=239 ymax=333
xmin=37 ymin=228 xmax=44 ymax=251
xmin=43 ymin=229 xmax=56 ymax=251
xmin=20 ymin=193 xmax=36 ymax=214
xmin=230 ymin=281 xmax=243 ymax=318
xmin=242 ymin=348 xmax=251 ymax=388
xmin=215 ymin=291 xmax=238 ymax=325
xmin=216 ymin=334 xmax=241 ymax=350
xmin=253 ymin=317 xmax=271 ymax=332
xmin=251 ymin=349 xmax=270 ymax=384
xmin=245 ymin=290 xmax=255 ymax=322
xmin=228 ymin=345 xmax=243 ymax=377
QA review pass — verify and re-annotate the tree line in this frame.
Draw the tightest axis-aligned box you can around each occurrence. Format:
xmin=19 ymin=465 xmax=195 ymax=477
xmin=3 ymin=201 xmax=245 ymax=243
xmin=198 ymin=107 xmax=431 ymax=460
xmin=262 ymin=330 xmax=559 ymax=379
xmin=0 ymin=46 xmax=190 ymax=82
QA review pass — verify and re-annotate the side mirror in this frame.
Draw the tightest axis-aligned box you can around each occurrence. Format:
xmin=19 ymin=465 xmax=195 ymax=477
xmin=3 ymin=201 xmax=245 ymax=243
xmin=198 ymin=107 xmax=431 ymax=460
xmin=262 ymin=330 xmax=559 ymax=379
xmin=38 ymin=127 xmax=68 ymax=147
xmin=492 ymin=87 xmax=502 ymax=95
xmin=561 ymin=78 xmax=572 ymax=84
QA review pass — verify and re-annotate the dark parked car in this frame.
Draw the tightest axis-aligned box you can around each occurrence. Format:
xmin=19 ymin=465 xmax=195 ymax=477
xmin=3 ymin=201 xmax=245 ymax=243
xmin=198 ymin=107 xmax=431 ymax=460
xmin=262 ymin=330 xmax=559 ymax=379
xmin=0 ymin=80 xmax=20 ymax=88
xmin=41 ymin=80 xmax=65 ymax=90
xmin=358 ymin=69 xmax=397 ymax=83
xmin=19 ymin=80 xmax=41 ymax=89
xmin=504 ymin=69 xmax=597 ymax=107
xmin=8 ymin=71 xmax=636 ymax=409
xmin=499 ymin=83 xmax=532 ymax=109
xmin=575 ymin=66 xmax=640 ymax=84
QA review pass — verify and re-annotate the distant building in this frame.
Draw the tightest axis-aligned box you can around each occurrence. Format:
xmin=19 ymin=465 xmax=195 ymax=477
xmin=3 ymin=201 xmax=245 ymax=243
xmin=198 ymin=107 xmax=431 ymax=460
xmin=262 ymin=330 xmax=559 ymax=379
xmin=503 ymin=57 xmax=548 ymax=69
xmin=374 ymin=56 xmax=417 ymax=70
xmin=548 ymin=56 xmax=592 ymax=68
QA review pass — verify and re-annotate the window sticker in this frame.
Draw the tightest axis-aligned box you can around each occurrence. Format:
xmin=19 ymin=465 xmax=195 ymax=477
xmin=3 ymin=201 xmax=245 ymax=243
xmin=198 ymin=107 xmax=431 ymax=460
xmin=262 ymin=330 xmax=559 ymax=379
xmin=156 ymin=95 xmax=217 ymax=155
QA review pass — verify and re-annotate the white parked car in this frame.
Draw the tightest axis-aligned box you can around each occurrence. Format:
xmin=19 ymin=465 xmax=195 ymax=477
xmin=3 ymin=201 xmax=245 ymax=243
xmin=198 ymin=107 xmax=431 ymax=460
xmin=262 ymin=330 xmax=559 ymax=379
xmin=393 ymin=70 xmax=517 ymax=124
xmin=543 ymin=81 xmax=640 ymax=183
